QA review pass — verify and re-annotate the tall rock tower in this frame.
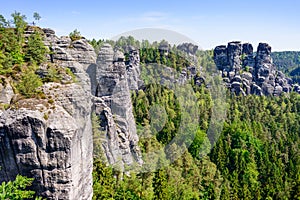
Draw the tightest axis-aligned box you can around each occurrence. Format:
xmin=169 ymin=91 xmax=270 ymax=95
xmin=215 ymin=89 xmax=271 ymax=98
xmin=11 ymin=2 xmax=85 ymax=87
xmin=94 ymin=44 xmax=142 ymax=170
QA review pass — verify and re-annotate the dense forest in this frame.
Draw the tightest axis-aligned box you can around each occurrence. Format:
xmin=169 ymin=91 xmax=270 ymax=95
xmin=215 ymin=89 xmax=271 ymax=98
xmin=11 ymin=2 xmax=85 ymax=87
xmin=92 ymin=37 xmax=300 ymax=199
xmin=94 ymin=85 xmax=300 ymax=200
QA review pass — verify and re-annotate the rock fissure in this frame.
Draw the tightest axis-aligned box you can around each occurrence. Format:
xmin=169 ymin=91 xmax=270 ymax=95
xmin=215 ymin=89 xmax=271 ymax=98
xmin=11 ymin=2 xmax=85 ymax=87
xmin=29 ymin=119 xmax=46 ymax=186
xmin=6 ymin=128 xmax=21 ymax=176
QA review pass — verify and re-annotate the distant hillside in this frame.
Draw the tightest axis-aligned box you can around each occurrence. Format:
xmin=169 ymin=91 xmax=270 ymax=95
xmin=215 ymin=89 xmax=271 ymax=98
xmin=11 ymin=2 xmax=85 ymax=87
xmin=271 ymin=51 xmax=300 ymax=83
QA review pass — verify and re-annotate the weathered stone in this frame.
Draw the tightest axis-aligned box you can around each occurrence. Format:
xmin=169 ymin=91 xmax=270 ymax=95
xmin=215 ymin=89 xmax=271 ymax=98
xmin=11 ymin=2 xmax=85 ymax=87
xmin=256 ymin=44 xmax=270 ymax=65
xmin=252 ymin=84 xmax=262 ymax=95
xmin=213 ymin=45 xmax=228 ymax=71
xmin=262 ymin=83 xmax=274 ymax=95
xmin=213 ymin=41 xmax=294 ymax=96
xmin=159 ymin=41 xmax=170 ymax=55
xmin=227 ymin=41 xmax=242 ymax=71
xmin=95 ymin=44 xmax=143 ymax=170
xmin=0 ymin=29 xmax=96 ymax=200
xmin=273 ymin=85 xmax=283 ymax=96
xmin=43 ymin=28 xmax=55 ymax=36
xmin=0 ymin=80 xmax=14 ymax=105
xmin=126 ymin=48 xmax=142 ymax=90
xmin=232 ymin=81 xmax=241 ymax=88
xmin=0 ymin=82 xmax=93 ymax=200
xmin=241 ymin=72 xmax=253 ymax=81
xmin=223 ymin=77 xmax=230 ymax=83
xmin=44 ymin=32 xmax=96 ymax=65
xmin=232 ymin=75 xmax=242 ymax=83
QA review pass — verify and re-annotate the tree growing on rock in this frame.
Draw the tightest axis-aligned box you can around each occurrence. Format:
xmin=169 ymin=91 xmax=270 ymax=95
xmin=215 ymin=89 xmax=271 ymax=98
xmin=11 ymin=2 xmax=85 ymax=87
xmin=33 ymin=12 xmax=41 ymax=25
xmin=69 ymin=29 xmax=82 ymax=41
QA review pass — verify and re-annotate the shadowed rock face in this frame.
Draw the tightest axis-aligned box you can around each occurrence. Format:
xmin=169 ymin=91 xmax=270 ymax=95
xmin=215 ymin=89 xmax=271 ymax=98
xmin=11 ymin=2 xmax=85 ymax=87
xmin=213 ymin=45 xmax=228 ymax=71
xmin=228 ymin=41 xmax=242 ymax=72
xmin=214 ymin=42 xmax=299 ymax=96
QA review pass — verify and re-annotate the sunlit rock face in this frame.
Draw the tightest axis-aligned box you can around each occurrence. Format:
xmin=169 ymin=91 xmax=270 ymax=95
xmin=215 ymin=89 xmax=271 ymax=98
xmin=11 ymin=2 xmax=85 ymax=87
xmin=0 ymin=28 xmax=95 ymax=200
xmin=94 ymin=43 xmax=143 ymax=171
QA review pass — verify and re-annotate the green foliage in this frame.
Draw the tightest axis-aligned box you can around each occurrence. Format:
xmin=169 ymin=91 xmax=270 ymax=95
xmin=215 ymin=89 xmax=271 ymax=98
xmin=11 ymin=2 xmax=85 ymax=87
xmin=271 ymin=51 xmax=300 ymax=83
xmin=211 ymin=94 xmax=300 ymax=199
xmin=93 ymin=160 xmax=116 ymax=200
xmin=0 ymin=12 xmax=45 ymax=74
xmin=132 ymin=84 xmax=182 ymax=144
xmin=25 ymin=31 xmax=48 ymax=64
xmin=16 ymin=66 xmax=43 ymax=97
xmin=0 ymin=12 xmax=76 ymax=100
xmin=69 ymin=29 xmax=82 ymax=41
xmin=139 ymin=48 xmax=190 ymax=71
xmin=33 ymin=12 xmax=41 ymax=23
xmin=92 ymin=112 xmax=106 ymax=161
xmin=11 ymin=11 xmax=27 ymax=46
xmin=0 ymin=175 xmax=38 ymax=199
xmin=94 ymin=81 xmax=300 ymax=200
xmin=88 ymin=38 xmax=104 ymax=54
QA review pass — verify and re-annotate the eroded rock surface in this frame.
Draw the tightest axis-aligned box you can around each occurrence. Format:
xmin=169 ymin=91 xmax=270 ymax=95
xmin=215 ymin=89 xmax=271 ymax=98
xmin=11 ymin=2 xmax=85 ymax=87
xmin=214 ymin=42 xmax=298 ymax=96
xmin=0 ymin=28 xmax=95 ymax=200
xmin=94 ymin=44 xmax=142 ymax=170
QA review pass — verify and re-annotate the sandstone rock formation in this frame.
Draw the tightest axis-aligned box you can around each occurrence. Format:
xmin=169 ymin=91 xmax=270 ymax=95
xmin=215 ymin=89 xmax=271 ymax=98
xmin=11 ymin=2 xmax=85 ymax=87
xmin=0 ymin=82 xmax=93 ymax=200
xmin=0 ymin=28 xmax=95 ymax=199
xmin=94 ymin=44 xmax=142 ymax=170
xmin=214 ymin=41 xmax=298 ymax=96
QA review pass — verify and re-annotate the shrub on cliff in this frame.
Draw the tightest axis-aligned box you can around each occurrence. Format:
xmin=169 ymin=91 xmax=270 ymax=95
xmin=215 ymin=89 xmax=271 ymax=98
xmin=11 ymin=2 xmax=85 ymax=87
xmin=69 ymin=29 xmax=82 ymax=41
xmin=0 ymin=175 xmax=41 ymax=200
xmin=16 ymin=66 xmax=43 ymax=98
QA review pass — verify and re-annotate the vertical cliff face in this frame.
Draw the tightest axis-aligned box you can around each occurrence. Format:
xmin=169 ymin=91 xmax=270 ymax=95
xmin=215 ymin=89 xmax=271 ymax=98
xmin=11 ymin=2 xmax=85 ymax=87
xmin=0 ymin=83 xmax=93 ymax=200
xmin=94 ymin=44 xmax=142 ymax=170
xmin=0 ymin=29 xmax=96 ymax=199
xmin=214 ymin=42 xmax=297 ymax=96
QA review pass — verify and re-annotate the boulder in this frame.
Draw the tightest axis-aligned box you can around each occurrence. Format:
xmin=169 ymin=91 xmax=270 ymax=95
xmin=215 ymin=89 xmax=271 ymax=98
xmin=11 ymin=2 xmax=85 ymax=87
xmin=241 ymin=72 xmax=253 ymax=81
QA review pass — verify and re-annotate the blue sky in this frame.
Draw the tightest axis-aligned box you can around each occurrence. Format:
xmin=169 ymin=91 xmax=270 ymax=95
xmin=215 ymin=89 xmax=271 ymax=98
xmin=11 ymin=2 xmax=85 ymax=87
xmin=1 ymin=0 xmax=300 ymax=51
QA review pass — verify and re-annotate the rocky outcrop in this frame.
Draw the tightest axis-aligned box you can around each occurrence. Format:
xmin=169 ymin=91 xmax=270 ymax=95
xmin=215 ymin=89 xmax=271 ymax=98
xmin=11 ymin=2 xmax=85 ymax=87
xmin=177 ymin=43 xmax=198 ymax=55
xmin=0 ymin=79 xmax=14 ymax=105
xmin=0 ymin=28 xmax=95 ymax=199
xmin=94 ymin=44 xmax=142 ymax=170
xmin=43 ymin=29 xmax=96 ymax=65
xmin=125 ymin=46 xmax=142 ymax=90
xmin=214 ymin=42 xmax=298 ymax=96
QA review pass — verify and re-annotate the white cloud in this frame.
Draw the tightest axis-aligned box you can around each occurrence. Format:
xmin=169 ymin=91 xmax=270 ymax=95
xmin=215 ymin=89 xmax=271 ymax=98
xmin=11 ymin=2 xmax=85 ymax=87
xmin=71 ymin=11 xmax=80 ymax=15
